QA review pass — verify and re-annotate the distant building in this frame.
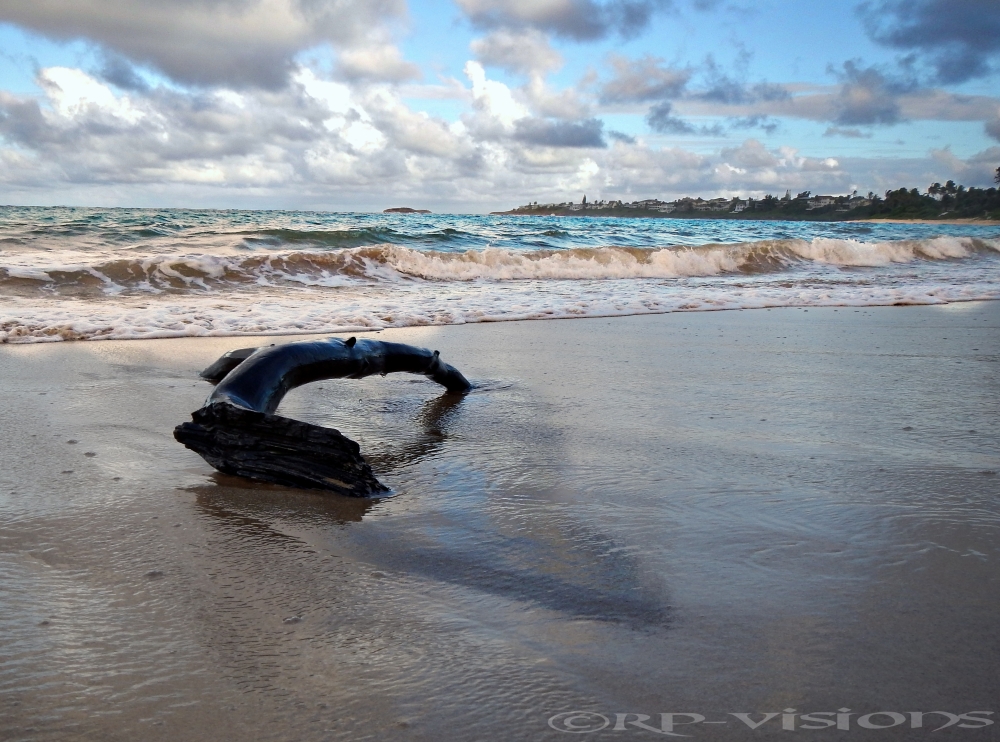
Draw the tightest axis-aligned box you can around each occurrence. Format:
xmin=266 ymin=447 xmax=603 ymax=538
xmin=683 ymin=197 xmax=727 ymax=212
xmin=513 ymin=189 xmax=872 ymax=216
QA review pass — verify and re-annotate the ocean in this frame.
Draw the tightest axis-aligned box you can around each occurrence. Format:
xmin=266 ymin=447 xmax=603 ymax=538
xmin=1 ymin=206 xmax=998 ymax=343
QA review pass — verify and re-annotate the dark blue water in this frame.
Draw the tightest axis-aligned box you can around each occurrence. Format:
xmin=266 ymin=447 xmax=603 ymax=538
xmin=2 ymin=205 xmax=998 ymax=253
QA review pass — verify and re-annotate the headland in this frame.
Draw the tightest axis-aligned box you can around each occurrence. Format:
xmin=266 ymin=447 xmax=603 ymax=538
xmin=494 ymin=179 xmax=1000 ymax=223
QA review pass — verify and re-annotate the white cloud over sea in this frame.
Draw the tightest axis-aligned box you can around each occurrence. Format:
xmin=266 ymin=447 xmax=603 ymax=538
xmin=0 ymin=0 xmax=998 ymax=210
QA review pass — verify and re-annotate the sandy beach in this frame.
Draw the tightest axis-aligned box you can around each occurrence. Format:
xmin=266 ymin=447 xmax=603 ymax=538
xmin=1 ymin=304 xmax=998 ymax=741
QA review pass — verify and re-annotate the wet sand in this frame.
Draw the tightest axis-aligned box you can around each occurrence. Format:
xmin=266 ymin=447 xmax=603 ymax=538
xmin=1 ymin=304 xmax=998 ymax=741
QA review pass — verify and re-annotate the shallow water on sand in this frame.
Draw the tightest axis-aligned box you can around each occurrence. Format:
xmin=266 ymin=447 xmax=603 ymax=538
xmin=1 ymin=304 xmax=998 ymax=740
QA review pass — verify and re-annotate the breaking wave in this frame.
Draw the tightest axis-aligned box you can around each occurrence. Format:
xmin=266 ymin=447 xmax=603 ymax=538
xmin=1 ymin=236 xmax=996 ymax=296
xmin=2 ymin=204 xmax=998 ymax=343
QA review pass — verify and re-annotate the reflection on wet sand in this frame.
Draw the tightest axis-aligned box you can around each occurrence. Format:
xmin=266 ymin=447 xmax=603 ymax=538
xmin=190 ymin=473 xmax=375 ymax=526
xmin=363 ymin=390 xmax=468 ymax=473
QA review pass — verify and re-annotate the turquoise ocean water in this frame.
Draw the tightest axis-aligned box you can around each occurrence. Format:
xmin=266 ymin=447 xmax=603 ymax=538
xmin=1 ymin=206 xmax=998 ymax=342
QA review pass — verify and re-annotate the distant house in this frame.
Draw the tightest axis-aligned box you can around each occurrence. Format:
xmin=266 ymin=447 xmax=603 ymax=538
xmin=806 ymin=196 xmax=837 ymax=209
xmin=687 ymin=198 xmax=720 ymax=211
xmin=731 ymin=199 xmax=748 ymax=213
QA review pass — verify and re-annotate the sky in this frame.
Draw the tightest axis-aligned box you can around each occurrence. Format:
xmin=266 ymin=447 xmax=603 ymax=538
xmin=0 ymin=0 xmax=998 ymax=212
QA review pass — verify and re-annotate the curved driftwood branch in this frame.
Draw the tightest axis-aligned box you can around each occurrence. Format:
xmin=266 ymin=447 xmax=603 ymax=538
xmin=174 ymin=337 xmax=471 ymax=496
xmin=199 ymin=346 xmax=261 ymax=384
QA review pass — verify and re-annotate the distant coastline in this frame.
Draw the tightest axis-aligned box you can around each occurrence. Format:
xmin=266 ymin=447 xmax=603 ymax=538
xmin=858 ymin=217 xmax=1000 ymax=226
xmin=493 ymin=180 xmax=1000 ymax=224
xmin=384 ymin=207 xmax=431 ymax=214
xmin=491 ymin=206 xmax=1000 ymax=226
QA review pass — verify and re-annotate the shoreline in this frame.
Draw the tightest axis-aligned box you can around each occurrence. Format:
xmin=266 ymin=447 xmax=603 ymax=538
xmin=492 ymin=210 xmax=1000 ymax=226
xmin=851 ymin=217 xmax=1000 ymax=225
xmin=3 ymin=294 xmax=998 ymax=345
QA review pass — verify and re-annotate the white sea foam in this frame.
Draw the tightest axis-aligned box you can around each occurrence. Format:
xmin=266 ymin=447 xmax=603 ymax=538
xmin=2 ymin=271 xmax=998 ymax=343
xmin=380 ymin=237 xmax=996 ymax=280
xmin=0 ymin=237 xmax=996 ymax=294
xmin=787 ymin=235 xmax=983 ymax=266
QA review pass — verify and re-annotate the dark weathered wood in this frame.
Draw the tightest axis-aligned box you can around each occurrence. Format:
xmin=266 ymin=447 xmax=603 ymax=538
xmin=199 ymin=346 xmax=261 ymax=384
xmin=174 ymin=401 xmax=386 ymax=496
xmin=174 ymin=336 xmax=472 ymax=495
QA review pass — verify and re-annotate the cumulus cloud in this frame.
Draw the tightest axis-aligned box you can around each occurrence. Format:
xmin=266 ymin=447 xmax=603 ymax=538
xmin=719 ymin=138 xmax=777 ymax=168
xmin=524 ymin=76 xmax=591 ymax=120
xmin=828 ymin=61 xmax=914 ymax=126
xmin=337 ymin=45 xmax=422 ymax=83
xmin=597 ymin=52 xmax=801 ymax=139
xmin=98 ymin=54 xmax=150 ymax=92
xmin=37 ymin=67 xmax=145 ymax=124
xmin=695 ymin=55 xmax=788 ymax=105
xmin=645 ymin=101 xmax=693 ymax=133
xmin=645 ymin=101 xmax=721 ymax=135
xmin=860 ymin=0 xmax=1000 ymax=83
xmin=930 ymin=145 xmax=1000 ymax=184
xmin=2 ymin=54 xmax=996 ymax=210
xmin=455 ymin=0 xmax=672 ymax=41
xmin=513 ymin=117 xmax=606 ymax=147
xmin=680 ymin=83 xmax=1000 ymax=141
xmin=602 ymin=138 xmax=852 ymax=198
xmin=0 ymin=65 xmax=484 ymax=196
xmin=727 ymin=115 xmax=778 ymax=134
xmin=364 ymin=92 xmax=473 ymax=158
xmin=0 ymin=0 xmax=406 ymax=89
xmin=471 ymin=29 xmax=563 ymax=75
xmin=465 ymin=60 xmax=529 ymax=128
xmin=599 ymin=54 xmax=690 ymax=104
xmin=607 ymin=130 xmax=636 ymax=143
xmin=461 ymin=61 xmax=601 ymax=149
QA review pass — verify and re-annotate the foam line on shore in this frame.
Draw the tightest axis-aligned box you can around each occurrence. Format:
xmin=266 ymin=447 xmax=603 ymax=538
xmin=3 ymin=276 xmax=998 ymax=343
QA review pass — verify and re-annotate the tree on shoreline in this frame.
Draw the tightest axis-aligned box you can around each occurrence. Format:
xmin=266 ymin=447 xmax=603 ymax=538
xmin=507 ymin=175 xmax=1000 ymax=220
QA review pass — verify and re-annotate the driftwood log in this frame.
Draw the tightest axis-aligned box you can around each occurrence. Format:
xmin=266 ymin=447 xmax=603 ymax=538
xmin=174 ymin=337 xmax=471 ymax=496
